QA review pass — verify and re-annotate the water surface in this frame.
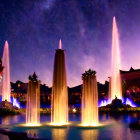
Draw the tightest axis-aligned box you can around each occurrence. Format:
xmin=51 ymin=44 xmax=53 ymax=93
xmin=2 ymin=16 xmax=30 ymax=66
xmin=0 ymin=113 xmax=140 ymax=140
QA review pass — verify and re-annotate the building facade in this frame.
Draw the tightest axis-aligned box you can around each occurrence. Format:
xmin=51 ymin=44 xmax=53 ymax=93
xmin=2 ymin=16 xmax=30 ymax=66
xmin=121 ymin=67 xmax=140 ymax=104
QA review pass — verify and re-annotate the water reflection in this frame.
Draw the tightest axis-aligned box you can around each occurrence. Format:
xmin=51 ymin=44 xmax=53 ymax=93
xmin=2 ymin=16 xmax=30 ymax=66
xmin=82 ymin=129 xmax=99 ymax=140
xmin=52 ymin=128 xmax=67 ymax=140
xmin=1 ymin=116 xmax=10 ymax=125
xmin=1 ymin=115 xmax=23 ymax=125
xmin=127 ymin=128 xmax=133 ymax=140
xmin=111 ymin=123 xmax=133 ymax=140
xmin=0 ymin=134 xmax=9 ymax=140
xmin=0 ymin=114 xmax=140 ymax=140
xmin=27 ymin=129 xmax=38 ymax=139
xmin=100 ymin=113 xmax=110 ymax=121
xmin=112 ymin=124 xmax=123 ymax=140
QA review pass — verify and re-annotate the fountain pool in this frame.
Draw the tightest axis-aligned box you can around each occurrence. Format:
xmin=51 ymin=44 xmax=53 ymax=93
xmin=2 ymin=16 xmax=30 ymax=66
xmin=0 ymin=113 xmax=139 ymax=140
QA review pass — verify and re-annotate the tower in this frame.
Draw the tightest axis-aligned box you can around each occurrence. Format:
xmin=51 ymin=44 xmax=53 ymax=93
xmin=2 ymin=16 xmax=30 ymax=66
xmin=2 ymin=41 xmax=10 ymax=102
xmin=82 ymin=69 xmax=98 ymax=126
xmin=111 ymin=17 xmax=122 ymax=100
xmin=26 ymin=72 xmax=40 ymax=126
xmin=51 ymin=40 xmax=68 ymax=125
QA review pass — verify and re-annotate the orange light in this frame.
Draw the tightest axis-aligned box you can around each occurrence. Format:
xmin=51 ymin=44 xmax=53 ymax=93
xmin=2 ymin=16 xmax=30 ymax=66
xmin=72 ymin=108 xmax=76 ymax=113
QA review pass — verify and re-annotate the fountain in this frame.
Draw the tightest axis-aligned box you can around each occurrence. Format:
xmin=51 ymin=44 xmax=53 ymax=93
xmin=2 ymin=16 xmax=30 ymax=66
xmin=51 ymin=40 xmax=68 ymax=126
xmin=26 ymin=72 xmax=40 ymax=126
xmin=81 ymin=69 xmax=99 ymax=126
xmin=0 ymin=42 xmax=111 ymax=139
xmin=0 ymin=41 xmax=21 ymax=109
xmin=99 ymin=17 xmax=135 ymax=108
xmin=110 ymin=17 xmax=122 ymax=100
xmin=2 ymin=41 xmax=11 ymax=102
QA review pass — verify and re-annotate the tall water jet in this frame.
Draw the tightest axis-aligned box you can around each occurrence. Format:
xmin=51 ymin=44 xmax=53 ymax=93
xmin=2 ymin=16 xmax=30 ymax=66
xmin=110 ymin=17 xmax=122 ymax=100
xmin=26 ymin=72 xmax=40 ymax=126
xmin=81 ymin=69 xmax=98 ymax=126
xmin=51 ymin=40 xmax=68 ymax=125
xmin=2 ymin=41 xmax=11 ymax=102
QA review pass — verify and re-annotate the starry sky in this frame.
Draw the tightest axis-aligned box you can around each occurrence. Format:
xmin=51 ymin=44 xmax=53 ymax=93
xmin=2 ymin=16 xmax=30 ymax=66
xmin=0 ymin=0 xmax=140 ymax=87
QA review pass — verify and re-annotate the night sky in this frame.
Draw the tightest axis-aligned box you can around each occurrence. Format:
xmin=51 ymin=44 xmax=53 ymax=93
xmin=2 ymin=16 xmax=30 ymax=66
xmin=0 ymin=0 xmax=140 ymax=87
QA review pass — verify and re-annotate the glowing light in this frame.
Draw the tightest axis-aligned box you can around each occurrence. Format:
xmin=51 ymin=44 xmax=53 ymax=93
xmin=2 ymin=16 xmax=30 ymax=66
xmin=109 ymin=16 xmax=122 ymax=100
xmin=51 ymin=41 xmax=68 ymax=125
xmin=59 ymin=39 xmax=62 ymax=49
xmin=124 ymin=98 xmax=137 ymax=107
xmin=98 ymin=100 xmax=110 ymax=107
xmin=72 ymin=108 xmax=77 ymax=113
xmin=18 ymin=83 xmax=20 ymax=87
xmin=26 ymin=73 xmax=40 ymax=126
xmin=2 ymin=41 xmax=11 ymax=102
xmin=23 ymin=123 xmax=41 ymax=127
xmin=11 ymin=97 xmax=20 ymax=108
xmin=50 ymin=122 xmax=69 ymax=126
xmin=98 ymin=98 xmax=137 ymax=107
xmin=78 ymin=123 xmax=103 ymax=128
xmin=81 ymin=70 xmax=99 ymax=126
xmin=81 ymin=123 xmax=99 ymax=127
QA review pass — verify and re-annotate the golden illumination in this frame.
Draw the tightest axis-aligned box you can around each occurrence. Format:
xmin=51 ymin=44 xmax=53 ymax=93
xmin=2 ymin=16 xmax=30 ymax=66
xmin=26 ymin=73 xmax=40 ymax=126
xmin=51 ymin=40 xmax=68 ymax=125
xmin=24 ymin=123 xmax=41 ymax=127
xmin=81 ymin=70 xmax=99 ymax=126
xmin=82 ymin=129 xmax=99 ymax=140
xmin=49 ymin=122 xmax=69 ymax=126
xmin=79 ymin=123 xmax=102 ymax=127
xmin=52 ymin=128 xmax=67 ymax=140
xmin=18 ymin=83 xmax=21 ymax=87
xmin=72 ymin=108 xmax=76 ymax=113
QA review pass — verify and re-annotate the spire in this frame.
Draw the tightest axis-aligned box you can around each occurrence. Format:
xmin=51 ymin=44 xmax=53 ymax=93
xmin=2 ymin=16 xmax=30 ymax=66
xmin=5 ymin=40 xmax=8 ymax=48
xmin=113 ymin=16 xmax=117 ymax=31
xmin=113 ymin=16 xmax=116 ymax=22
xmin=59 ymin=39 xmax=62 ymax=49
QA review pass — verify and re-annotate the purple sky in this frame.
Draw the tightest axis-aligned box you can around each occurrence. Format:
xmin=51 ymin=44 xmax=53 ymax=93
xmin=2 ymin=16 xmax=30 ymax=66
xmin=0 ymin=0 xmax=140 ymax=87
